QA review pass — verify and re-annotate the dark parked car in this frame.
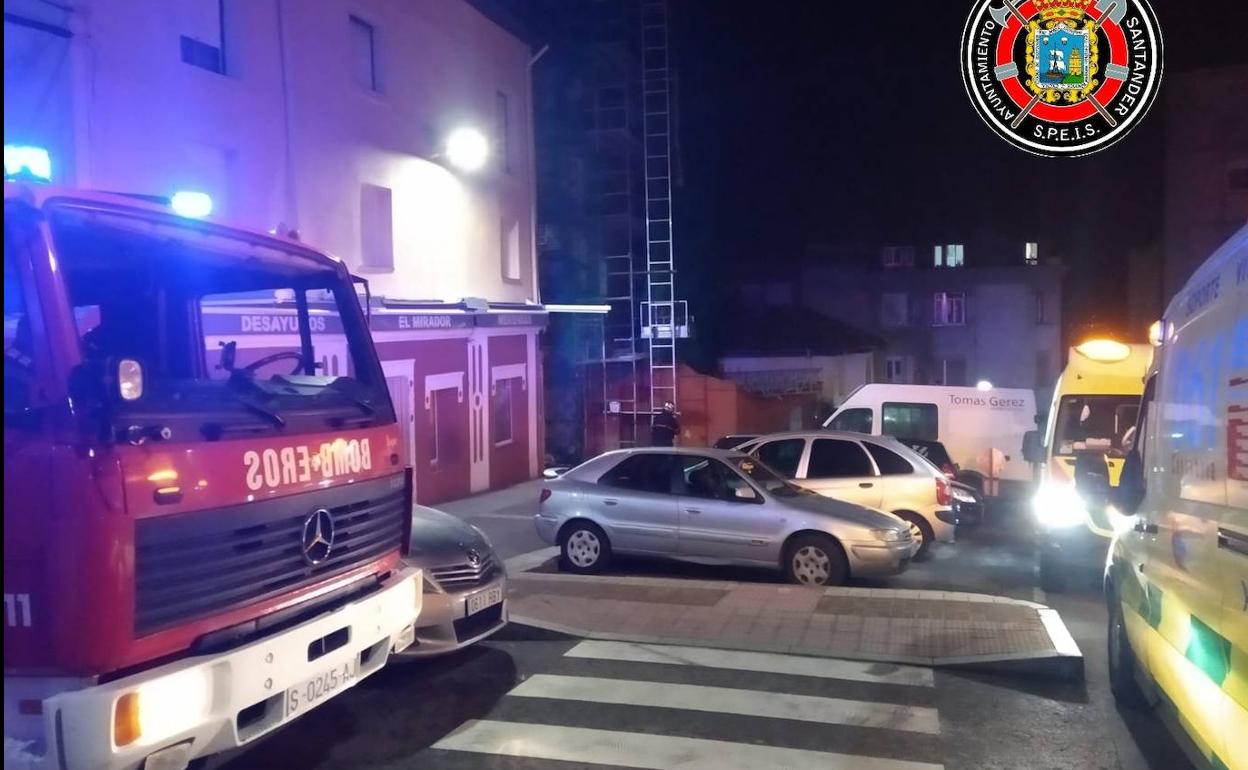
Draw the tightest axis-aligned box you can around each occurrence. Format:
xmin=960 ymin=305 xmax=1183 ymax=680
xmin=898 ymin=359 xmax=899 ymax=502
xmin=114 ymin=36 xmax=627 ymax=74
xmin=713 ymin=434 xmax=759 ymax=450
xmin=949 ymin=479 xmax=985 ymax=527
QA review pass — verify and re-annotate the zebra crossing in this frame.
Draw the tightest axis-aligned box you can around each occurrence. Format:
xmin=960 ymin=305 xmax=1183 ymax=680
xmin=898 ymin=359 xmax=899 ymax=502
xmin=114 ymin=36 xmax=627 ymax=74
xmin=426 ymin=640 xmax=945 ymax=769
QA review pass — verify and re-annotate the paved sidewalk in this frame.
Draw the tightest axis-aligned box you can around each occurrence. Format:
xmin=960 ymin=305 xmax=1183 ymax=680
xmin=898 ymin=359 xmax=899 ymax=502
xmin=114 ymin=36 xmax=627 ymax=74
xmin=504 ymin=549 xmax=1082 ymax=680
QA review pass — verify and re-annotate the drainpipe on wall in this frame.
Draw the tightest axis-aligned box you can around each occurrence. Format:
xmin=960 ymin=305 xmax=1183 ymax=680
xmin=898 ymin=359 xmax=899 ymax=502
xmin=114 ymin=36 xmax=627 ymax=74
xmin=275 ymin=0 xmax=300 ymax=231
xmin=526 ymin=43 xmax=550 ymax=306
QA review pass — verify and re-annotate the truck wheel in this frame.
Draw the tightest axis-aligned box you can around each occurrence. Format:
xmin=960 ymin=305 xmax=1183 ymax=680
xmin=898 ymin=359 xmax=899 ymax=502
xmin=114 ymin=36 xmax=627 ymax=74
xmin=898 ymin=513 xmax=933 ymax=560
xmin=559 ymin=521 xmax=612 ymax=574
xmin=1107 ymin=590 xmax=1146 ymax=707
xmin=784 ymin=534 xmax=849 ymax=586
xmin=1039 ymin=551 xmax=1066 ymax=592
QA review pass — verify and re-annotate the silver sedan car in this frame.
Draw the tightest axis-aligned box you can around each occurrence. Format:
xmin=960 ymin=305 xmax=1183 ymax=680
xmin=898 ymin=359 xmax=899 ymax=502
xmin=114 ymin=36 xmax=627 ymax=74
xmin=535 ymin=448 xmax=913 ymax=586
xmin=394 ymin=506 xmax=507 ymax=658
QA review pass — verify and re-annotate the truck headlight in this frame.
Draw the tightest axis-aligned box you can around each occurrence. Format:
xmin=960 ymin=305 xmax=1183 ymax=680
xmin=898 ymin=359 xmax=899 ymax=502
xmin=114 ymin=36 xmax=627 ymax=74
xmin=1032 ymin=482 xmax=1086 ymax=529
xmin=114 ymin=668 xmax=212 ymax=747
xmin=871 ymin=528 xmax=906 ymax=542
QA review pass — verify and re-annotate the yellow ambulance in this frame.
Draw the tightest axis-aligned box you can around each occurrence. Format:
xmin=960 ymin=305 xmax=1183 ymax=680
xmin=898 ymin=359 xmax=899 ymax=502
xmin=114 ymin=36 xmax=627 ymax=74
xmin=1029 ymin=338 xmax=1153 ymax=590
xmin=1106 ymin=224 xmax=1247 ymax=770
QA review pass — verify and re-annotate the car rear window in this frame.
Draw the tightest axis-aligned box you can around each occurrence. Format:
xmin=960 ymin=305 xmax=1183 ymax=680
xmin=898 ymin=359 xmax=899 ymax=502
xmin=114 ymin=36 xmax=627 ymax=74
xmin=864 ymin=443 xmax=915 ymax=475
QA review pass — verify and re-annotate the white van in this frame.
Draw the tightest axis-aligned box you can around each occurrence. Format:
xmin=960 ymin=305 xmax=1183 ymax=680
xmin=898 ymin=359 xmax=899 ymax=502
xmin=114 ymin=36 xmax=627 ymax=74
xmin=1106 ymin=224 xmax=1246 ymax=769
xmin=823 ymin=384 xmax=1036 ymax=495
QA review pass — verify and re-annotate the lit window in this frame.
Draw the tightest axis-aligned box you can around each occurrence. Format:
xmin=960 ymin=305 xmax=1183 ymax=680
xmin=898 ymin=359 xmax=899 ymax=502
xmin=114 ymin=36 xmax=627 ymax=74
xmin=933 ymin=292 xmax=966 ymax=326
xmin=359 ymin=184 xmax=393 ymax=271
xmin=945 ymin=244 xmax=964 ymax=267
xmin=1025 ymin=241 xmax=1039 ymax=265
xmin=350 ymin=16 xmax=378 ymax=92
xmin=181 ymin=0 xmax=226 ymax=74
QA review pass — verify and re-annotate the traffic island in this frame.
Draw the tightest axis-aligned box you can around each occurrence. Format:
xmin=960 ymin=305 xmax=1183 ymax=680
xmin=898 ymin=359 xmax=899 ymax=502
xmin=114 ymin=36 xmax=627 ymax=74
xmin=504 ymin=549 xmax=1083 ymax=681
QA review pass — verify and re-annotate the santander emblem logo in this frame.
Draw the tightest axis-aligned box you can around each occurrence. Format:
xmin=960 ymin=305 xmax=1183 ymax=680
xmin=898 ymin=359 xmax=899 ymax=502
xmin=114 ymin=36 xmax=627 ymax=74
xmin=244 ymin=438 xmax=373 ymax=491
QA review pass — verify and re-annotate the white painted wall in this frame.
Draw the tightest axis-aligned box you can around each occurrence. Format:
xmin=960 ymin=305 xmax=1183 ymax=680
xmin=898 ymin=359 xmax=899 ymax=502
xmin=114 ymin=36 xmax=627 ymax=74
xmin=8 ymin=0 xmax=536 ymax=306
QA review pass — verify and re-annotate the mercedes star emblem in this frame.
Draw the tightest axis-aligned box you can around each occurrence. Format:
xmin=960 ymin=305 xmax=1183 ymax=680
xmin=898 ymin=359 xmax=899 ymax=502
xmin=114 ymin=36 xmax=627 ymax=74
xmin=301 ymin=508 xmax=335 ymax=566
xmin=466 ymin=549 xmax=482 ymax=568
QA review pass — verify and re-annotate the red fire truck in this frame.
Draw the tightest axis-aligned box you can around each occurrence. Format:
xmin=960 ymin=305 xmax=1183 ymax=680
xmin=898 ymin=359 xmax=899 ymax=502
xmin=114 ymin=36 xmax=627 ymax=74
xmin=3 ymin=183 xmax=422 ymax=770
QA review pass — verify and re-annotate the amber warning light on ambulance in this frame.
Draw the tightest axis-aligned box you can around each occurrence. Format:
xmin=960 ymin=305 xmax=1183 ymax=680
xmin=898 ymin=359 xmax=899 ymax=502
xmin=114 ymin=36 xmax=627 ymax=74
xmin=1074 ymin=339 xmax=1132 ymax=363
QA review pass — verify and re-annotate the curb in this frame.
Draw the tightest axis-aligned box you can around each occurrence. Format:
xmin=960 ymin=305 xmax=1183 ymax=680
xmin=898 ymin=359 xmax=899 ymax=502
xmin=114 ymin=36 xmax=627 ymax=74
xmin=508 ymin=612 xmax=1085 ymax=682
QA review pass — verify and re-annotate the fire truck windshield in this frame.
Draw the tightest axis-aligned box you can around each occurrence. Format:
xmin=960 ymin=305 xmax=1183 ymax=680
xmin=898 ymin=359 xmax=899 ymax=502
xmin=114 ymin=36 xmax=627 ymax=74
xmin=48 ymin=204 xmax=393 ymax=435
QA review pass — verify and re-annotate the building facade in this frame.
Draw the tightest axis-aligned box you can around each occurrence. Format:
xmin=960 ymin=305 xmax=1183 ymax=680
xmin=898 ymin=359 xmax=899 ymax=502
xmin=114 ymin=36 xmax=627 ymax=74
xmin=1163 ymin=65 xmax=1248 ymax=302
xmin=738 ymin=243 xmax=1064 ymax=406
xmin=4 ymin=0 xmax=543 ymax=503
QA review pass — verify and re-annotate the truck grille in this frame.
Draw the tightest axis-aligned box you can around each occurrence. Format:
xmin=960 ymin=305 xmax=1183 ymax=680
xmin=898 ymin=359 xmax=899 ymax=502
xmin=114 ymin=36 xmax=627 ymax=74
xmin=135 ymin=475 xmax=406 ymax=635
xmin=429 ymin=556 xmax=499 ymax=591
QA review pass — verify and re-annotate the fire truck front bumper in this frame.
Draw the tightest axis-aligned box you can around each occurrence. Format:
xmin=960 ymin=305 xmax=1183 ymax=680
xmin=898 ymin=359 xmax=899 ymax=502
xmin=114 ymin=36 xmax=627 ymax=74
xmin=7 ymin=567 xmax=422 ymax=770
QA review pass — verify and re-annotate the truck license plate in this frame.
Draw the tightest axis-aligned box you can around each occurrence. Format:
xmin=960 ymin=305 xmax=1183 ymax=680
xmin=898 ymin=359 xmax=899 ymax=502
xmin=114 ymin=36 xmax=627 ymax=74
xmin=466 ymin=585 xmax=503 ymax=616
xmin=286 ymin=659 xmax=356 ymax=717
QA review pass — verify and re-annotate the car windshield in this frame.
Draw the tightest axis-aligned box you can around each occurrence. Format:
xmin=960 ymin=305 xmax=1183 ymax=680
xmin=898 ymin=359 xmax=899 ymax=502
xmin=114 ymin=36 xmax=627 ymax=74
xmin=1052 ymin=394 xmax=1140 ymax=458
xmin=49 ymin=204 xmax=391 ymax=433
xmin=729 ymin=455 xmax=809 ymax=497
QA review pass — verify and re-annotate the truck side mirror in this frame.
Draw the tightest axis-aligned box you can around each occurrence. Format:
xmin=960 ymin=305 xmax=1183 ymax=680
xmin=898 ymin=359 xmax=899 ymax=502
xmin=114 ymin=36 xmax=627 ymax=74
xmin=1073 ymin=451 xmax=1111 ymax=508
xmin=1022 ymin=430 xmax=1044 ymax=464
xmin=1115 ymin=448 xmax=1146 ymax=514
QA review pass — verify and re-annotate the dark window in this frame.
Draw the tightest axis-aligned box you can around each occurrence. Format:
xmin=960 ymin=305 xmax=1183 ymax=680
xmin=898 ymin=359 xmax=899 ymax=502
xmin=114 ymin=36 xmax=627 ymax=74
xmin=678 ymin=456 xmax=759 ymax=503
xmin=350 ymin=15 xmax=378 ymax=91
xmin=754 ymin=439 xmax=805 ymax=478
xmin=864 ymin=443 xmax=914 ymax=475
xmin=940 ymin=359 xmax=967 ymax=386
xmin=180 ymin=0 xmax=226 ymax=74
xmin=807 ymin=439 xmax=874 ymax=478
xmin=828 ymin=407 xmax=873 ymax=433
xmin=1229 ymin=165 xmax=1248 ymax=191
xmin=599 ymin=454 xmax=676 ymax=495
xmin=882 ymin=402 xmax=939 ymax=441
xmin=492 ymin=378 xmax=517 ymax=445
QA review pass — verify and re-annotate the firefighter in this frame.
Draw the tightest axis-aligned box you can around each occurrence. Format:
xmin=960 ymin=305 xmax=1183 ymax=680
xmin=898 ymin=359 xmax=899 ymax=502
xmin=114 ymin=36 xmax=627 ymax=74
xmin=650 ymin=401 xmax=680 ymax=447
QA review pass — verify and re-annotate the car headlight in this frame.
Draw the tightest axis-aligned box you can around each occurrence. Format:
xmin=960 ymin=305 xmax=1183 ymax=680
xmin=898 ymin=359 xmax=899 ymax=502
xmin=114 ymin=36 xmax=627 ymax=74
xmin=871 ymin=528 xmax=907 ymax=542
xmin=1032 ymin=482 xmax=1087 ymax=529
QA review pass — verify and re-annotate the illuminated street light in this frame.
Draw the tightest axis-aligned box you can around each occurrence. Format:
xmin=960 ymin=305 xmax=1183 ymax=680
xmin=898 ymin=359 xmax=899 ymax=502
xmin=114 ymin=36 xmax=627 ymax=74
xmin=444 ymin=127 xmax=489 ymax=172
xmin=170 ymin=191 xmax=213 ymax=218
xmin=976 ymin=380 xmax=993 ymax=391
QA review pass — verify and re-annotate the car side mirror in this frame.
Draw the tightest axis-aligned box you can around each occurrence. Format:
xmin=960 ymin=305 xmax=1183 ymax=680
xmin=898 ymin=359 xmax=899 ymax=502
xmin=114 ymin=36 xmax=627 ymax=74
xmin=1115 ymin=448 xmax=1146 ymax=514
xmin=543 ymin=467 xmax=566 ymax=479
xmin=1021 ymin=430 xmax=1045 ymax=464
xmin=732 ymin=486 xmax=761 ymax=503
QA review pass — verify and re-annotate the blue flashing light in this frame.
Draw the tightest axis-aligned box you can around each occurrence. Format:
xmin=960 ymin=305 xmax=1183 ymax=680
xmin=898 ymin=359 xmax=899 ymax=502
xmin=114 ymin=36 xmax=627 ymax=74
xmin=4 ymin=145 xmax=52 ymax=181
xmin=170 ymin=190 xmax=213 ymax=218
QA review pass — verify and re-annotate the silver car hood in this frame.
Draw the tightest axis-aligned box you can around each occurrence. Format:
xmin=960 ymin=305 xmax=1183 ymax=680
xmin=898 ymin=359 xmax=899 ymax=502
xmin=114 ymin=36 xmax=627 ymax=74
xmin=779 ymin=491 xmax=903 ymax=530
xmin=406 ymin=505 xmax=491 ymax=564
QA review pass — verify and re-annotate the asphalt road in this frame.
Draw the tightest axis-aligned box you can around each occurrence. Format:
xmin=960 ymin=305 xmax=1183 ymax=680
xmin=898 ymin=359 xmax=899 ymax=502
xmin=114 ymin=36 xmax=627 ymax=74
xmin=218 ymin=498 xmax=1199 ymax=770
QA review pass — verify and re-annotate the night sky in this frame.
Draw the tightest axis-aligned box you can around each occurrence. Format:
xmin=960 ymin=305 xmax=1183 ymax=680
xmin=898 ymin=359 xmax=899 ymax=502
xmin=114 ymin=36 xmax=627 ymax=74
xmin=670 ymin=0 xmax=1248 ymax=364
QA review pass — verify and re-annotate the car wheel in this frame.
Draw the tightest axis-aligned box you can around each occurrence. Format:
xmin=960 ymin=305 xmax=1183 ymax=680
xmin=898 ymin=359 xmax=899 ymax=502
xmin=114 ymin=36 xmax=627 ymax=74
xmin=1107 ymin=588 xmax=1146 ymax=707
xmin=784 ymin=534 xmax=849 ymax=587
xmin=898 ymin=513 xmax=934 ymax=560
xmin=559 ymin=521 xmax=611 ymax=574
xmin=1039 ymin=551 xmax=1066 ymax=592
